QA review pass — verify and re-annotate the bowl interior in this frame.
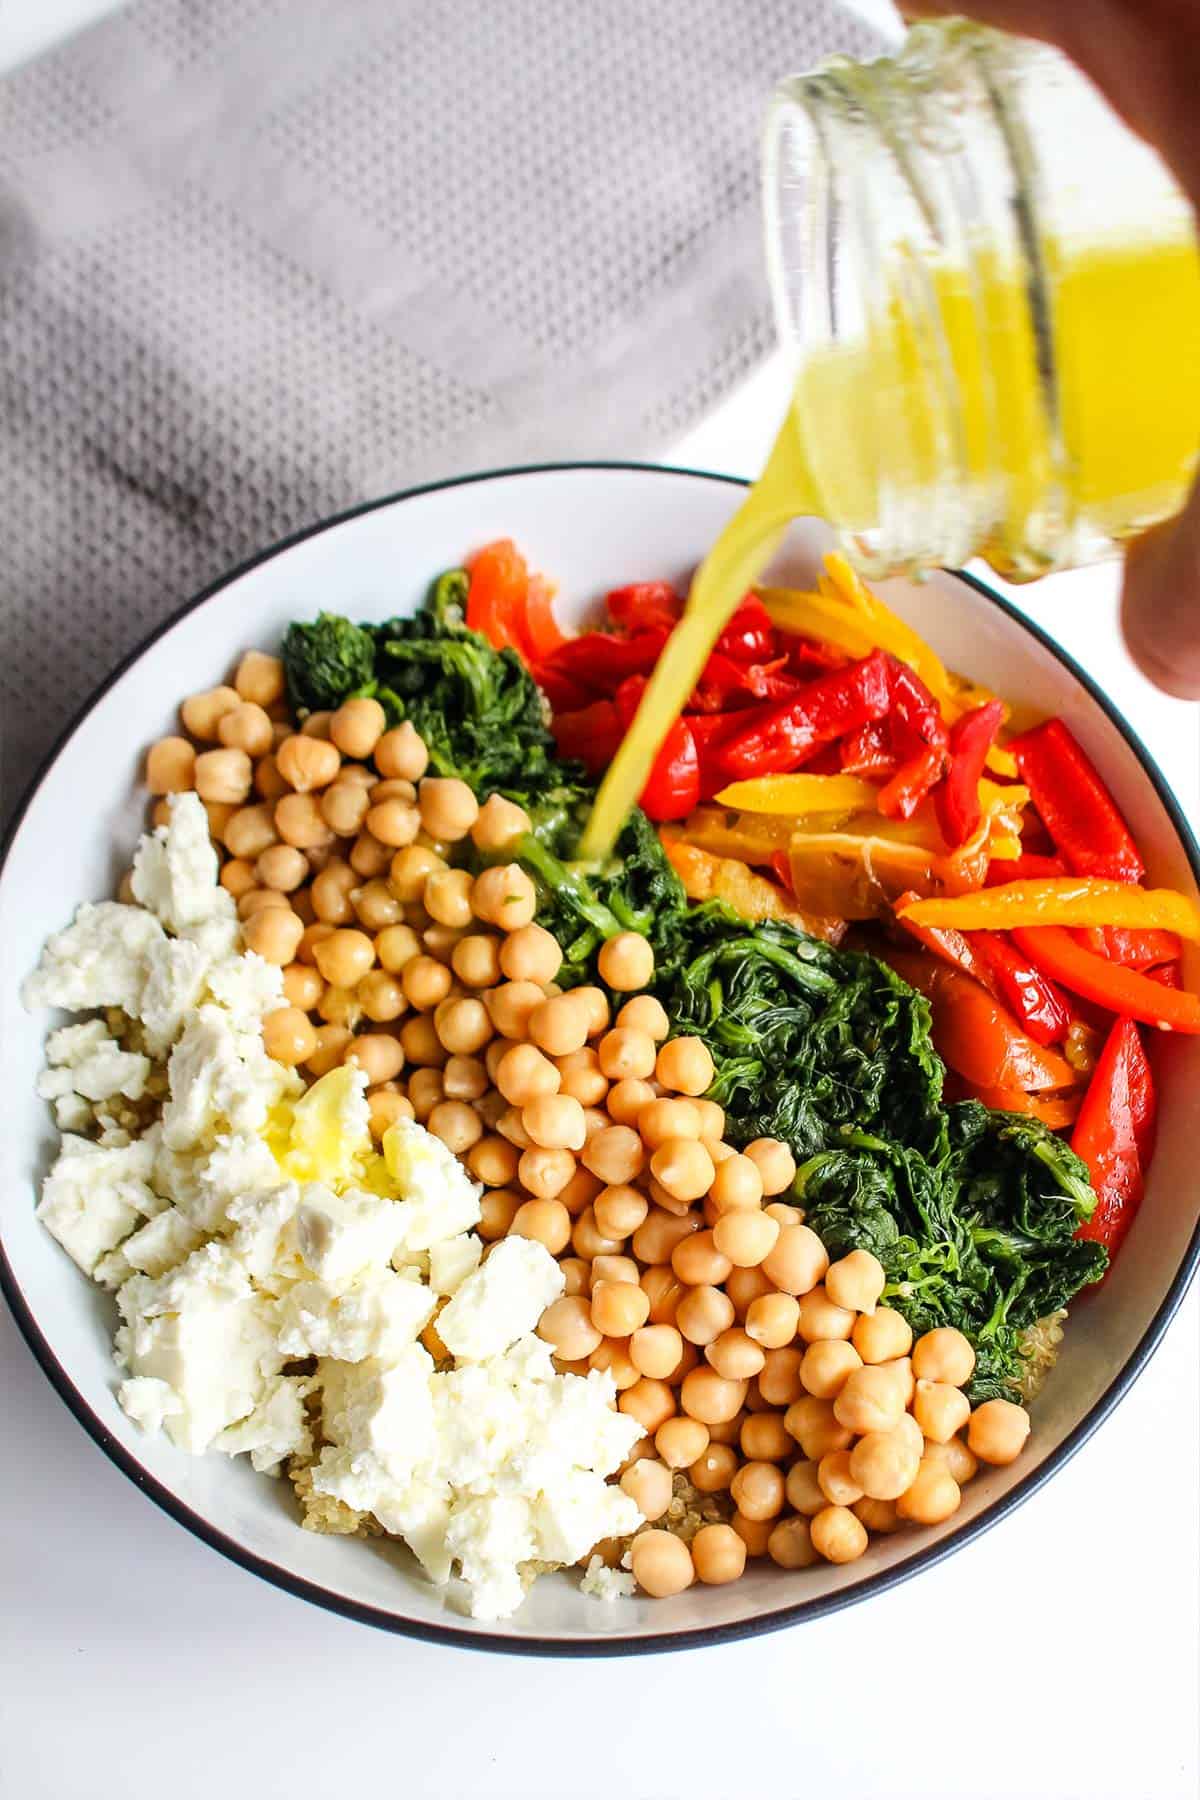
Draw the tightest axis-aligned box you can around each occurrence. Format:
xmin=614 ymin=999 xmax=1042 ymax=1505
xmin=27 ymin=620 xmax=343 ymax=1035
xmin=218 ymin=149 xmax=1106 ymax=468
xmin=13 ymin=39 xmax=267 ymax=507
xmin=3 ymin=464 xmax=1198 ymax=1651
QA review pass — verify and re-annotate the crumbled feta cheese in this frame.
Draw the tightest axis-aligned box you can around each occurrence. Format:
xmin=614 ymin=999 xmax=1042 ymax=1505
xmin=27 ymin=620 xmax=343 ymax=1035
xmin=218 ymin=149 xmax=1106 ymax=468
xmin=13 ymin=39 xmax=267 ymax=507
xmin=204 ymin=951 xmax=285 ymax=1029
xmin=138 ymin=937 xmax=211 ymax=1053
xmin=36 ymin=1134 xmax=162 ymax=1275
xmin=119 ymin=1207 xmax=203 ymax=1277
xmin=437 ymin=1236 xmax=563 ymax=1362
xmin=162 ymin=1005 xmax=296 ymax=1151
xmin=319 ymin=1344 xmax=436 ymax=1475
xmin=131 ymin=792 xmax=232 ymax=935
xmin=581 ymin=1556 xmax=636 ymax=1602
xmin=289 ymin=1185 xmax=409 ymax=1285
xmin=382 ymin=1116 xmax=483 ymax=1249
xmin=276 ymin=1269 xmax=437 ymax=1362
xmin=214 ymin=1374 xmax=315 ymax=1473
xmin=118 ymin=1376 xmax=183 ymax=1435
xmin=22 ymin=900 xmax=166 ymax=1015
xmin=39 ymin=1018 xmax=150 ymax=1106
xmin=428 ymin=1232 xmax=482 ymax=1297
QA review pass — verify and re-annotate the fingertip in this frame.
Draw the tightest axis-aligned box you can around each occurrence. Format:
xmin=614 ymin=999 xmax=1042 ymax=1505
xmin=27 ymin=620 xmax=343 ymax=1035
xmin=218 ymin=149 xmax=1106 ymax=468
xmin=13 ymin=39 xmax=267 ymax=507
xmin=1121 ymin=515 xmax=1200 ymax=700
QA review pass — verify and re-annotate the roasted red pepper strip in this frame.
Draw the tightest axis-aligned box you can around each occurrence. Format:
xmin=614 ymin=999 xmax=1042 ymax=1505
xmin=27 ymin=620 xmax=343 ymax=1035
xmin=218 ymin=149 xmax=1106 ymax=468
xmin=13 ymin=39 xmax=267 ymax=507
xmin=522 ymin=575 xmax=566 ymax=660
xmin=689 ymin=652 xmax=796 ymax=712
xmin=887 ymin=658 xmax=949 ymax=757
xmin=714 ymin=650 xmax=892 ymax=783
xmin=776 ymin=632 xmax=850 ymax=674
xmin=840 ymin=720 xmax=896 ymax=781
xmin=974 ymin=931 xmax=1073 ymax=1045
xmin=985 ymin=853 xmax=1067 ymax=885
xmin=466 ymin=539 xmax=533 ymax=656
xmin=895 ymin=892 xmax=999 ymax=992
xmin=935 ymin=699 xmax=1006 ymax=848
xmin=878 ymin=745 xmax=951 ymax=821
xmin=966 ymin=1084 xmax=1082 ymax=1129
xmin=1077 ymin=926 xmax=1182 ymax=969
xmin=534 ymin=664 xmax=593 ymax=713
xmin=879 ymin=948 xmax=1078 ymax=1091
xmin=541 ymin=627 xmax=669 ymax=694
xmin=1072 ymin=1017 xmax=1156 ymax=1256
xmin=614 ymin=677 xmax=701 ymax=821
xmin=714 ymin=595 xmax=776 ymax=664
xmin=1009 ymin=718 xmax=1145 ymax=882
xmin=550 ymin=700 xmax=623 ymax=776
xmin=1011 ymin=926 xmax=1200 ymax=1033
xmin=605 ymin=582 xmax=681 ymax=633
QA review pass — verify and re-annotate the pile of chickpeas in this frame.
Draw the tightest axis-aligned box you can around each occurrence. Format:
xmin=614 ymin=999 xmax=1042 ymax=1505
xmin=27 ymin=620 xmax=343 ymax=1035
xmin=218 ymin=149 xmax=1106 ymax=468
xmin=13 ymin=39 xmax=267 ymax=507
xmin=144 ymin=651 xmax=1034 ymax=1601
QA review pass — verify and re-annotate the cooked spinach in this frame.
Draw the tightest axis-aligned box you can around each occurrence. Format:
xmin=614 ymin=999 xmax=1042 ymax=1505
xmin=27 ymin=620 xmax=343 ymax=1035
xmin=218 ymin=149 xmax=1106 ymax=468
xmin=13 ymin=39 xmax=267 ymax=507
xmin=283 ymin=579 xmax=1105 ymax=1400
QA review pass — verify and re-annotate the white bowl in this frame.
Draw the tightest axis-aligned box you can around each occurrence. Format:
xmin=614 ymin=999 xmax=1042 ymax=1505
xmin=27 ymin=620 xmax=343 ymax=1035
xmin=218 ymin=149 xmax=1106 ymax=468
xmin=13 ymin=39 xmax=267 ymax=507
xmin=3 ymin=463 xmax=1198 ymax=1654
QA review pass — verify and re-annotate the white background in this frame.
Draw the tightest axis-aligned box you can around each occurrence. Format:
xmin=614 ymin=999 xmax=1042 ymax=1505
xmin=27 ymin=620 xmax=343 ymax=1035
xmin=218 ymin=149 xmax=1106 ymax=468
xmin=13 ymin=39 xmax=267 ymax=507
xmin=2 ymin=5 xmax=1197 ymax=1799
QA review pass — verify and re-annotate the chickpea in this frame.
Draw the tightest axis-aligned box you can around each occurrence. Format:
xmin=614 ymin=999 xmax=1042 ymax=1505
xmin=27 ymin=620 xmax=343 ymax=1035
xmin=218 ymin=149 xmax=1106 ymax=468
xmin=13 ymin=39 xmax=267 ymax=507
xmin=238 ymin=887 xmax=291 ymax=921
xmin=922 ymin=1436 xmax=979 ymax=1485
xmin=784 ymin=1460 xmax=827 ymax=1517
xmin=224 ymin=803 xmax=280 ymax=862
xmin=691 ymin=1522 xmax=747 ymax=1587
xmin=598 ymin=1078 xmax=650 ymax=1128
xmin=582 ymin=1124 xmax=645 ymax=1186
xmin=687 ymin=1443 xmax=736 ymax=1495
xmin=706 ymin=1327 xmax=766 ymax=1382
xmin=350 ymin=969 xmax=401 ymax=1025
xmin=588 ymin=1339 xmax=639 ymax=1390
xmin=414 ymin=1096 xmax=476 ymax=1156
xmin=897 ymin=1458 xmax=962 ymax=1526
xmin=359 ymin=797 xmax=417 ymax=849
xmin=912 ymin=1327 xmax=977 ymax=1388
xmin=494 ymin=922 xmax=558 ymax=986
xmin=615 ymin=993 xmax=669 ymax=1040
xmin=400 ymin=1015 xmax=448 ymax=1070
xmin=252 ymin=844 xmax=305 ymax=894
xmin=254 ymin=755 xmax=289 ymax=803
xmin=413 ymin=776 xmax=475 ymax=843
xmin=261 ymin=1006 xmax=319 ymax=1067
xmin=297 ymin=921 xmax=335 ymax=966
xmin=721 ymin=1269 xmax=771 ymax=1323
xmin=193 ymin=747 xmax=252 ymax=806
xmin=556 ymin=1166 xmax=601 ymax=1219
xmin=385 ymin=842 xmax=440 ymax=900
xmin=518 ymin=1144 xmax=576 ymax=1201
xmin=437 ymin=1053 xmax=485 ymax=1103
xmin=740 ymin=1140 xmax=794 ymax=1198
xmin=570 ymin=986 xmax=610 ymax=1039
xmin=342 ymin=1034 xmax=404 ymax=1088
xmin=825 ymin=1248 xmax=886 ymax=1316
xmin=181 ymin=685 xmax=239 ymax=740
xmin=369 ymin=1085 xmax=414 ymax=1137
xmin=814 ymin=1448 xmax=863 ymax=1508
xmin=797 ymin=1285 xmax=855 ymax=1343
xmin=325 ymin=696 xmax=384 ymax=760
xmin=485 ymin=980 xmax=543 ymax=1041
xmin=234 ymin=651 xmax=285 ymax=709
xmin=631 ymin=1208 xmax=698 ymax=1268
xmin=597 ymin=931 xmax=655 ymax=992
xmin=755 ymin=1226 xmax=824 ymax=1300
xmin=217 ymin=701 xmax=273 ymax=759
xmin=655 ymin=1036 xmax=714 ymax=1097
xmin=634 ymin=1099 xmax=697 ymax=1151
xmin=347 ymin=831 xmax=391 ymax=878
xmin=495 ymin=1102 xmax=532 ymax=1148
xmin=967 ymin=1398 xmax=1031 ymax=1466
xmin=469 ymin=792 xmax=531 ymax=851
xmin=492 ymin=1042 xmax=557 ymax=1108
xmin=528 ymin=993 xmax=590 ymax=1059
xmin=706 ymin=1412 xmax=746 ymax=1447
xmin=650 ymin=1138 xmax=714 ymax=1206
xmin=629 ymin=1530 xmax=694 ymax=1598
xmin=851 ymin=1306 xmax=913 ymax=1365
xmin=743 ymin=1292 xmax=800 ymax=1352
xmin=909 ymin=1379 xmax=969 ymax=1446
xmin=731 ymin=1512 xmax=774 ymax=1558
xmin=447 ymin=933 xmax=498 ymax=990
xmin=305 ymin=863 xmax=352 ymax=926
xmin=280 ymin=962 xmax=322 ymax=1011
xmin=850 ymin=1497 xmax=900 ymax=1535
xmin=243 ymin=906 xmax=305 ymax=966
xmin=276 ymin=734 xmax=340 ymax=794
xmin=708 ymin=1154 xmax=764 ymax=1216
xmin=799 ymin=1338 xmax=863 ymax=1400
xmin=676 ymin=1285 xmax=735 ymax=1348
xmin=374 ymin=923 xmax=421 ymax=974
xmin=374 ymin=722 xmax=428 ymax=781
xmin=618 ymin=1373 xmax=675 ymax=1435
xmin=402 ymin=1073 xmax=441 ymax=1128
xmin=596 ymin=1027 xmax=656 ymax=1084
xmin=784 ymin=1396 xmax=853 ymax=1462
xmin=592 ymin=1254 xmax=639 ymax=1287
xmin=669 ymin=1229 xmax=730 ymax=1288
xmin=477 ymin=1187 xmax=522 ymax=1242
xmin=309 ymin=928 xmax=372 ymax=989
xmin=276 ymin=792 xmax=335 ymax=850
xmin=571 ymin=1204 xmax=624 ymax=1262
xmin=319 ymin=780 xmax=370 ymax=837
xmin=146 ymin=736 xmax=196 ymax=795
xmin=395 ymin=953 xmax=448 ymax=1012
xmin=432 ymin=996 xmax=490 ymax=1058
xmin=318 ymin=984 xmax=361 ymax=1028
xmin=619 ymin=1459 xmax=673 ymax=1523
xmin=219 ymin=858 xmax=256 ymax=899
xmin=810 ymin=1505 xmax=869 ymax=1565
xmin=497 ymin=1194 xmax=568 ymax=1257
xmin=730 ymin=1460 xmax=786 ymax=1522
xmin=516 ymin=1092 xmax=583 ymax=1153
xmin=306 ymin=1023 xmax=353 ymax=1076
xmin=680 ymin=1366 xmax=746 ymax=1426
xmin=829 ymin=1365 xmax=904 ymax=1439
xmin=768 ymin=1517 xmax=819 ymax=1569
xmin=713 ymin=1209 xmax=779 ymax=1269
xmin=849 ymin=1427 xmax=922 ymax=1502
xmin=626 ymin=1322 xmax=682 ymax=1382
xmin=459 ymin=1134 xmax=515 ymax=1192
xmin=758 ymin=1353 xmax=803 ymax=1413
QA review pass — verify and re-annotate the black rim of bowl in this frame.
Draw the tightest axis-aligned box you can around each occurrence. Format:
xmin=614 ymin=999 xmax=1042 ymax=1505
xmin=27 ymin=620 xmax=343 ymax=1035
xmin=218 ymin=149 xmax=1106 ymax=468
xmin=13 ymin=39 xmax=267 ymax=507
xmin=3 ymin=460 xmax=1199 ymax=1658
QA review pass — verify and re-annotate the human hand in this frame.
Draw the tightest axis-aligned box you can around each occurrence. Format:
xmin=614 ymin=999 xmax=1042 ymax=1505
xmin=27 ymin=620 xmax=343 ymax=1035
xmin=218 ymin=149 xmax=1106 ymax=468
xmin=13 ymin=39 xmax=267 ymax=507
xmin=906 ymin=0 xmax=1200 ymax=697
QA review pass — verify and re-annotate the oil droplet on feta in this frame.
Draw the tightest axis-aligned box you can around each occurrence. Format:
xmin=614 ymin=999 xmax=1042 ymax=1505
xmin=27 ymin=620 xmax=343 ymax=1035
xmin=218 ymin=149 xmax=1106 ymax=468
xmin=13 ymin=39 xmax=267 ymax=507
xmin=264 ymin=1065 xmax=383 ymax=1191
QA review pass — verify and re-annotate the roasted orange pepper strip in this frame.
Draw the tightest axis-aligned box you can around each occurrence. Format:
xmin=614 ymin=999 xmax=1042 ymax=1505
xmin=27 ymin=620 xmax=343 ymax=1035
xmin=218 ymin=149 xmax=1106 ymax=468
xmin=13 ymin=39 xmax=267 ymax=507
xmin=897 ymin=879 xmax=1200 ymax=942
xmin=1012 ymin=927 xmax=1200 ymax=1034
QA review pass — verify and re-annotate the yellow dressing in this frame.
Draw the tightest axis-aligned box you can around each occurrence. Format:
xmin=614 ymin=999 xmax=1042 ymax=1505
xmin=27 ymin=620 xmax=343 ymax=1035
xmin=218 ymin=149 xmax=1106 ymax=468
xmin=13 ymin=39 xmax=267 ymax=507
xmin=582 ymin=232 xmax=1200 ymax=863
xmin=266 ymin=1065 xmax=375 ymax=1190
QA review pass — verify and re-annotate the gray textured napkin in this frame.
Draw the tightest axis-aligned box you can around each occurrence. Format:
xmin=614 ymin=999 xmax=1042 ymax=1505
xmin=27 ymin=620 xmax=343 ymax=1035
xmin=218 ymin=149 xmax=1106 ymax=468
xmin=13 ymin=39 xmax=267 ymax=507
xmin=0 ymin=0 xmax=882 ymax=811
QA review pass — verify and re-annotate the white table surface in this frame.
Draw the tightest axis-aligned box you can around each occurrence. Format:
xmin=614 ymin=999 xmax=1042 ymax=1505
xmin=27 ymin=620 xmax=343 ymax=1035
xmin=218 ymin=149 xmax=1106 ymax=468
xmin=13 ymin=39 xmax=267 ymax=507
xmin=3 ymin=7 xmax=1198 ymax=1800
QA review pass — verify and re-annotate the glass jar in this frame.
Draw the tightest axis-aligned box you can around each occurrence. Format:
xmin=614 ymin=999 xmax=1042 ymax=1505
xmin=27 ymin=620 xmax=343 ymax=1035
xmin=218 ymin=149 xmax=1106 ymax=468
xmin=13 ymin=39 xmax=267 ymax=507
xmin=762 ymin=20 xmax=1200 ymax=580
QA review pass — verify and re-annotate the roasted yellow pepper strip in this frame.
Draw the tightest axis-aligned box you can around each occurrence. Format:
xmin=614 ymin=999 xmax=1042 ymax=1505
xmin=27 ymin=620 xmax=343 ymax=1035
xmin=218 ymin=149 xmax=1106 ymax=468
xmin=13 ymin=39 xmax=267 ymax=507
xmin=713 ymin=773 xmax=881 ymax=815
xmin=897 ymin=879 xmax=1200 ymax=941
